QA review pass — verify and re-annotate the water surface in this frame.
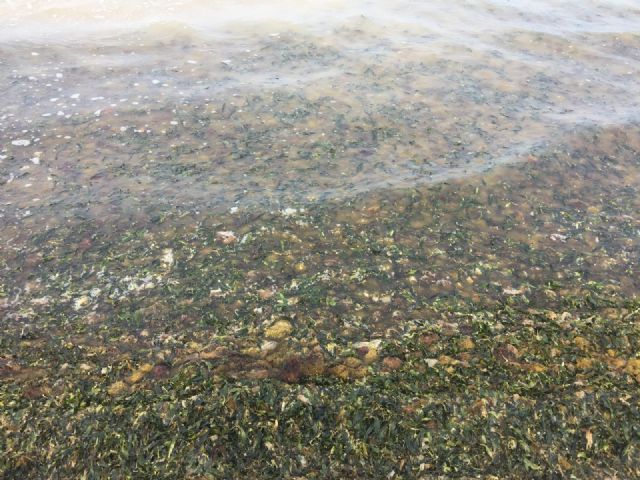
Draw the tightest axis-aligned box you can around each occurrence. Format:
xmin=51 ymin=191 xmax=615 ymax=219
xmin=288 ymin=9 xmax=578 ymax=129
xmin=2 ymin=0 xmax=639 ymax=231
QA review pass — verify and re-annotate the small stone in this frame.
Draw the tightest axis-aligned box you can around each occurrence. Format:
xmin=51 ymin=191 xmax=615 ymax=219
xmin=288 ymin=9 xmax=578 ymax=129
xmin=503 ymin=287 xmax=524 ymax=295
xmin=576 ymin=358 xmax=594 ymax=370
xmin=355 ymin=342 xmax=380 ymax=364
xmin=265 ymin=320 xmax=293 ymax=340
xmin=216 ymin=231 xmax=236 ymax=244
xmin=363 ymin=347 xmax=378 ymax=364
xmin=494 ymin=343 xmax=519 ymax=363
xmin=11 ymin=139 xmax=31 ymax=146
xmin=127 ymin=363 xmax=153 ymax=384
xmin=438 ymin=355 xmax=457 ymax=366
xmin=330 ymin=364 xmax=350 ymax=380
xmin=277 ymin=356 xmax=304 ymax=383
xmin=574 ymin=336 xmax=590 ymax=351
xmin=419 ymin=334 xmax=439 ymax=347
xmin=382 ymin=357 xmax=403 ymax=370
xmin=246 ymin=369 xmax=270 ymax=380
xmin=152 ymin=364 xmax=171 ymax=379
xmin=161 ymin=248 xmax=174 ymax=266
xmin=258 ymin=288 xmax=275 ymax=299
xmin=261 ymin=340 xmax=279 ymax=354
xmin=107 ymin=381 xmax=128 ymax=396
xmin=73 ymin=295 xmax=90 ymax=310
xmin=299 ymin=350 xmax=325 ymax=377
xmin=550 ymin=233 xmax=568 ymax=242
xmin=458 ymin=337 xmax=475 ymax=351
xmin=344 ymin=357 xmax=361 ymax=369
xmin=241 ymin=347 xmax=261 ymax=358
xmin=625 ymin=358 xmax=640 ymax=376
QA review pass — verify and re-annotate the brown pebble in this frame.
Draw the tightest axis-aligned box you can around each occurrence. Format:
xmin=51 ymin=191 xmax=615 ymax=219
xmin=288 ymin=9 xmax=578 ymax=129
xmin=382 ymin=357 xmax=403 ymax=370
xmin=494 ymin=343 xmax=519 ymax=363
xmin=152 ymin=364 xmax=171 ymax=379
xmin=246 ymin=369 xmax=270 ymax=380
xmin=277 ymin=356 xmax=302 ymax=383
xmin=419 ymin=334 xmax=439 ymax=347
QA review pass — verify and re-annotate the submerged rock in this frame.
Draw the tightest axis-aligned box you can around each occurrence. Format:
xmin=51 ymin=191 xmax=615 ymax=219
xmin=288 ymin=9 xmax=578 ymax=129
xmin=265 ymin=320 xmax=293 ymax=340
xmin=216 ymin=231 xmax=237 ymax=244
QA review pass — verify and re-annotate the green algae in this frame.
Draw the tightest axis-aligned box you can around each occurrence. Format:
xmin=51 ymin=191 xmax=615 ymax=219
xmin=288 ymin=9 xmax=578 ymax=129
xmin=2 ymin=124 xmax=640 ymax=478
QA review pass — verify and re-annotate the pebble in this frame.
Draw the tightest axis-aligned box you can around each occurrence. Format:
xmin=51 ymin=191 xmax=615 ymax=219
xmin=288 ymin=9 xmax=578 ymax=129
xmin=458 ymin=337 xmax=475 ymax=351
xmin=152 ymin=364 xmax=171 ymax=379
xmin=161 ymin=248 xmax=174 ymax=266
xmin=128 ymin=363 xmax=154 ymax=383
xmin=382 ymin=357 xmax=403 ymax=370
xmin=261 ymin=340 xmax=279 ymax=354
xmin=216 ymin=231 xmax=237 ymax=244
xmin=107 ymin=381 xmax=128 ymax=396
xmin=265 ymin=320 xmax=293 ymax=340
xmin=11 ymin=139 xmax=31 ymax=146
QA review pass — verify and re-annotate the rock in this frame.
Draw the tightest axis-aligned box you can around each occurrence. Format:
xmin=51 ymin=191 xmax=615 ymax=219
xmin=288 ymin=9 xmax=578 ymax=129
xmin=299 ymin=349 xmax=325 ymax=377
xmin=425 ymin=358 xmax=438 ymax=368
xmin=382 ymin=357 xmax=403 ymax=370
xmin=438 ymin=355 xmax=457 ymax=366
xmin=265 ymin=320 xmax=293 ymax=340
xmin=0 ymin=357 xmax=19 ymax=377
xmin=161 ymin=248 xmax=174 ymax=266
xmin=152 ymin=364 xmax=171 ymax=379
xmin=362 ymin=347 xmax=378 ymax=364
xmin=574 ymin=336 xmax=590 ymax=351
xmin=246 ymin=369 xmax=270 ymax=380
xmin=73 ymin=295 xmax=90 ymax=310
xmin=576 ymin=358 xmax=594 ymax=370
xmin=241 ymin=347 xmax=261 ymax=358
xmin=419 ymin=334 xmax=439 ymax=347
xmin=127 ymin=363 xmax=153 ymax=383
xmin=261 ymin=340 xmax=279 ymax=355
xmin=344 ymin=357 xmax=361 ymax=369
xmin=503 ymin=287 xmax=524 ymax=295
xmin=23 ymin=386 xmax=51 ymax=399
xmin=276 ymin=356 xmax=303 ymax=383
xmin=458 ymin=337 xmax=475 ymax=351
xmin=216 ymin=231 xmax=237 ymax=244
xmin=330 ymin=364 xmax=350 ymax=380
xmin=78 ymin=363 xmax=93 ymax=372
xmin=107 ymin=381 xmax=128 ymax=396
xmin=258 ymin=288 xmax=275 ymax=299
xmin=625 ymin=358 xmax=640 ymax=376
xmin=494 ymin=343 xmax=519 ymax=363
xmin=354 ymin=340 xmax=381 ymax=365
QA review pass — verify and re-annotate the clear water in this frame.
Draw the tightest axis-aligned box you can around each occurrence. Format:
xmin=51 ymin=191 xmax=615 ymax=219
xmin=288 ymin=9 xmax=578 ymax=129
xmin=2 ymin=1 xmax=639 ymax=229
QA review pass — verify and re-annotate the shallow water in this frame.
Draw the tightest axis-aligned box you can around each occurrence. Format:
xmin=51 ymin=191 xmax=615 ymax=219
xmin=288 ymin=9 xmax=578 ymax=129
xmin=2 ymin=1 xmax=640 ymax=230
xmin=4 ymin=5 xmax=640 ymax=477
xmin=1 ymin=1 xmax=640 ymax=373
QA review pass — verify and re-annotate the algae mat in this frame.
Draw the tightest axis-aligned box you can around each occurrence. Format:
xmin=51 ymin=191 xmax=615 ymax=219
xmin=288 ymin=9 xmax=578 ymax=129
xmin=2 ymin=125 xmax=640 ymax=478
